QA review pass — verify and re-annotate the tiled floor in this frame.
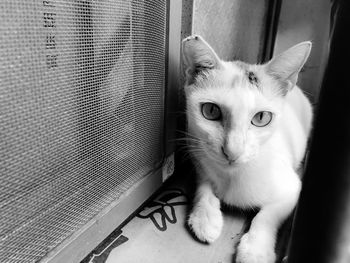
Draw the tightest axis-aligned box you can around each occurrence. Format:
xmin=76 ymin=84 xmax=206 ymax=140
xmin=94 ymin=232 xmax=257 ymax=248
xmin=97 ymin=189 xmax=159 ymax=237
xmin=81 ymin=169 xmax=290 ymax=263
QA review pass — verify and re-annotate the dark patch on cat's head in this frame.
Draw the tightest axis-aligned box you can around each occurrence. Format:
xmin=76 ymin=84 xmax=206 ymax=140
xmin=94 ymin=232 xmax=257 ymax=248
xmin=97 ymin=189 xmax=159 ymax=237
xmin=246 ymin=70 xmax=259 ymax=88
xmin=233 ymin=61 xmax=260 ymax=88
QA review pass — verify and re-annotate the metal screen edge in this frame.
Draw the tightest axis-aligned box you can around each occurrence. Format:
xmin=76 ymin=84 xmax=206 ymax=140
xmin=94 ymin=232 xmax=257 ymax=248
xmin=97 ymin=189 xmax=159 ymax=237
xmin=164 ymin=0 xmax=183 ymax=159
xmin=40 ymin=168 xmax=163 ymax=263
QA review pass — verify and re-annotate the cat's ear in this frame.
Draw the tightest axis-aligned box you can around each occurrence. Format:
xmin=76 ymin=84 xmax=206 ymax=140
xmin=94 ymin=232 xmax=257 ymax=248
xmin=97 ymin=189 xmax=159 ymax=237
xmin=182 ymin=35 xmax=221 ymax=84
xmin=265 ymin=41 xmax=312 ymax=93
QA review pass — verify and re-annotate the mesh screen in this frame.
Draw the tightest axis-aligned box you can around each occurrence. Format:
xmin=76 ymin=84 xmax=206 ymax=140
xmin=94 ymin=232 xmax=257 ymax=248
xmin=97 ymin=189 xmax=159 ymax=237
xmin=0 ymin=1 xmax=167 ymax=262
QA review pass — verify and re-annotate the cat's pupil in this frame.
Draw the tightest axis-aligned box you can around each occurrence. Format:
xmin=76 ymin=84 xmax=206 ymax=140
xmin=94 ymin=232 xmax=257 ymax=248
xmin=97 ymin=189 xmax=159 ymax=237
xmin=259 ymin=112 xmax=263 ymax=121
xmin=210 ymin=105 xmax=214 ymax=114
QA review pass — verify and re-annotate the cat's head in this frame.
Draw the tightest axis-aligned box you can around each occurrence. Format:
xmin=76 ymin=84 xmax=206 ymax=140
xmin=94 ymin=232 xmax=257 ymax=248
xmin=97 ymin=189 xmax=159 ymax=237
xmin=182 ymin=35 xmax=311 ymax=168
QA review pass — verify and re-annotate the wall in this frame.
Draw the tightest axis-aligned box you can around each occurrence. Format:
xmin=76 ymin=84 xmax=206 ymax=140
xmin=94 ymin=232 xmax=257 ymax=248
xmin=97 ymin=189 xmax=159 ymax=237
xmin=191 ymin=0 xmax=269 ymax=63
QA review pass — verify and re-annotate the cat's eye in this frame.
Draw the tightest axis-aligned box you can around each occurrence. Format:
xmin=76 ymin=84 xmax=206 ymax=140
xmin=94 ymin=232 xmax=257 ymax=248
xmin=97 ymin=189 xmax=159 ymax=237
xmin=201 ymin=103 xmax=222 ymax=121
xmin=251 ymin=111 xmax=272 ymax=127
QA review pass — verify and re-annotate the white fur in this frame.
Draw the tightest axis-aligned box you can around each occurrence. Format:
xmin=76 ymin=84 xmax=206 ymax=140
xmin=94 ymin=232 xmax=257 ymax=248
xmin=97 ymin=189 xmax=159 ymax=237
xmin=183 ymin=36 xmax=313 ymax=263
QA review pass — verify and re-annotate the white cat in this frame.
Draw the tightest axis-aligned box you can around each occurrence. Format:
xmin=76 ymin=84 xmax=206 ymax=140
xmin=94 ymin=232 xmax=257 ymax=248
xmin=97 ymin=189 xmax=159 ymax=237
xmin=182 ymin=35 xmax=313 ymax=263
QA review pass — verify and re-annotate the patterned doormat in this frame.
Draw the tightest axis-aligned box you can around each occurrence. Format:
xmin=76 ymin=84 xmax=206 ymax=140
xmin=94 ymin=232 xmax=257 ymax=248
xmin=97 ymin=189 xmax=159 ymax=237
xmin=81 ymin=175 xmax=248 ymax=263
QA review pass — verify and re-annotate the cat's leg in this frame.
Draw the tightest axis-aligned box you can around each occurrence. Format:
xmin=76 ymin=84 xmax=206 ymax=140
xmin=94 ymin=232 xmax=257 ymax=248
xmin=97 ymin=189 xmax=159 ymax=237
xmin=188 ymin=180 xmax=223 ymax=243
xmin=236 ymin=180 xmax=300 ymax=263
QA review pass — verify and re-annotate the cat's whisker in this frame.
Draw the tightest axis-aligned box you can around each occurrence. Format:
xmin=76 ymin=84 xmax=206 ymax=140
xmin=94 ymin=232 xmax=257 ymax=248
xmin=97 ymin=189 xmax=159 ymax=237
xmin=181 ymin=148 xmax=205 ymax=155
xmin=176 ymin=130 xmax=212 ymax=145
xmin=177 ymin=142 xmax=202 ymax=149
xmin=176 ymin=129 xmax=202 ymax=139
xmin=171 ymin=137 xmax=202 ymax=143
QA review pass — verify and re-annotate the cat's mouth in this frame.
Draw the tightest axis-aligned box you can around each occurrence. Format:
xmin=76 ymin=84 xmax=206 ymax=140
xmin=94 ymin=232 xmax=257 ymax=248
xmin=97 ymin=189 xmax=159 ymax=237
xmin=225 ymin=158 xmax=242 ymax=168
xmin=206 ymin=151 xmax=241 ymax=167
xmin=201 ymin=144 xmax=244 ymax=167
xmin=221 ymin=153 xmax=248 ymax=167
xmin=223 ymin=155 xmax=240 ymax=166
xmin=227 ymin=160 xmax=236 ymax=166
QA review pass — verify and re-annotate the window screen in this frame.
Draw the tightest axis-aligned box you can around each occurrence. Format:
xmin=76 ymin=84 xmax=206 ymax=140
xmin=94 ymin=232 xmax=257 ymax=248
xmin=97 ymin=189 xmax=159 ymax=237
xmin=0 ymin=1 xmax=167 ymax=262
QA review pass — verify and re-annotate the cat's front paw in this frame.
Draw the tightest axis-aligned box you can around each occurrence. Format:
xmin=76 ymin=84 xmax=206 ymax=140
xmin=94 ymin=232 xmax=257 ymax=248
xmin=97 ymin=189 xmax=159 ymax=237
xmin=188 ymin=205 xmax=223 ymax=243
xmin=236 ymin=233 xmax=276 ymax=263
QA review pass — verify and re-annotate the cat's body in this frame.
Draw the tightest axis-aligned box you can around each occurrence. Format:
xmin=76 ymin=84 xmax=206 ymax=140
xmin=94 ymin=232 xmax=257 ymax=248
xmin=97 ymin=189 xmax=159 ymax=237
xmin=182 ymin=36 xmax=312 ymax=263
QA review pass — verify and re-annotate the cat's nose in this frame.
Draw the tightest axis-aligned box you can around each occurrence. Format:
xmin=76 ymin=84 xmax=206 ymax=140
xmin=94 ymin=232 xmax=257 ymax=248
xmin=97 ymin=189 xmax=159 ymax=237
xmin=221 ymin=146 xmax=238 ymax=163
